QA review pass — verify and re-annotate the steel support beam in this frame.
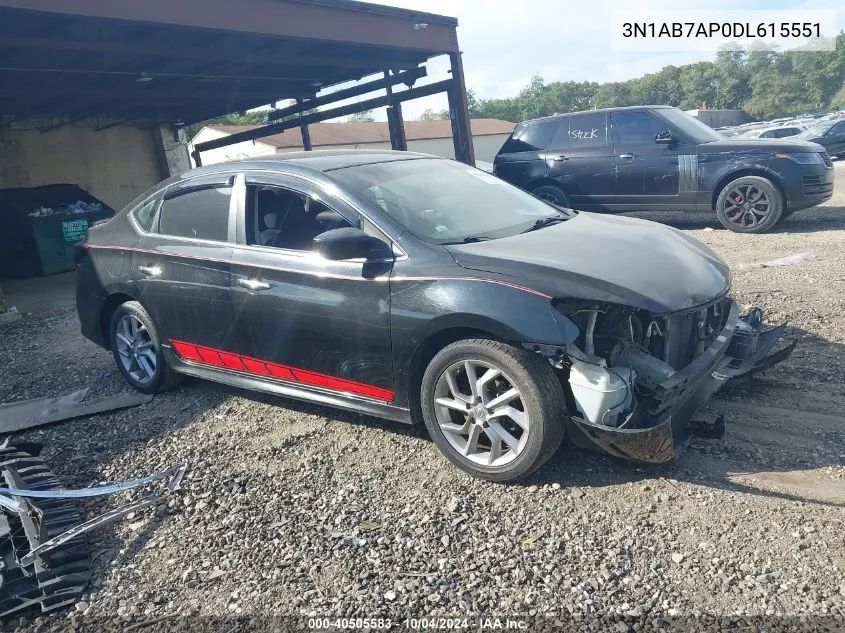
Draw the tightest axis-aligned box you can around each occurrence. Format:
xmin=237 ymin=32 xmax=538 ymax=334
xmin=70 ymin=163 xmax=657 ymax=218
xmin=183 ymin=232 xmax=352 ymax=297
xmin=298 ymin=99 xmax=312 ymax=151
xmin=195 ymin=79 xmax=454 ymax=155
xmin=447 ymin=52 xmax=475 ymax=165
xmin=267 ymin=67 xmax=425 ymax=122
xmin=384 ymin=71 xmax=404 ymax=151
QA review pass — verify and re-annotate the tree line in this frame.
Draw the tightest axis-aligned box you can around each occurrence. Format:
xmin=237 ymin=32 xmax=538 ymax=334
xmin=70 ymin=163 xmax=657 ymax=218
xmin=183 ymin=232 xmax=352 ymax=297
xmin=422 ymin=34 xmax=845 ymax=123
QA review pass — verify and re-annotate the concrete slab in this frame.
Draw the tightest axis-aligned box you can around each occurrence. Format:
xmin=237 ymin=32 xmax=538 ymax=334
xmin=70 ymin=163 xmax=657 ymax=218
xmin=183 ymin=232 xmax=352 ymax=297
xmin=0 ymin=270 xmax=76 ymax=315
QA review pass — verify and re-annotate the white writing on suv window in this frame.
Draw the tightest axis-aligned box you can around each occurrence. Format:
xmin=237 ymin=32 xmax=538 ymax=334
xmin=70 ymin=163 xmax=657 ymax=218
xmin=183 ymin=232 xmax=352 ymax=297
xmin=570 ymin=128 xmax=599 ymax=140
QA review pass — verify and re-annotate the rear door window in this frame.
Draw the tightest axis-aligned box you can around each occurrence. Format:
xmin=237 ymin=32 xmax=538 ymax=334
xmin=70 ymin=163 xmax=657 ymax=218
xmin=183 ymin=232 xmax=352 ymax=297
xmin=500 ymin=120 xmax=561 ymax=152
xmin=158 ymin=185 xmax=233 ymax=242
xmin=568 ymin=113 xmax=609 ymax=147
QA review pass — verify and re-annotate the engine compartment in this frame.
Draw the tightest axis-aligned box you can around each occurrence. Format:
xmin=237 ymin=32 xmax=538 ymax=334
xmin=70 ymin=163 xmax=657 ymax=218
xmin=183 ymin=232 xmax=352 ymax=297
xmin=553 ymin=297 xmax=733 ymax=430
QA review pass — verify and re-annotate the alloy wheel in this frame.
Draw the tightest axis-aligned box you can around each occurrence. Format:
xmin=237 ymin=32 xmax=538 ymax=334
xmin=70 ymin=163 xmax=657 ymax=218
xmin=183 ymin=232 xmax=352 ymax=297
xmin=433 ymin=359 xmax=529 ymax=467
xmin=114 ymin=314 xmax=157 ymax=385
xmin=723 ymin=184 xmax=771 ymax=229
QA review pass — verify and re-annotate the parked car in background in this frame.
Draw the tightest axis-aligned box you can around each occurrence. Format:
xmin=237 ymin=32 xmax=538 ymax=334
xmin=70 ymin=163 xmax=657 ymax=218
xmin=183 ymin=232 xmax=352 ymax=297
xmin=75 ymin=151 xmax=793 ymax=481
xmin=494 ymin=106 xmax=834 ymax=233
xmin=796 ymin=119 xmax=845 ymax=158
xmin=736 ymin=125 xmax=807 ymax=139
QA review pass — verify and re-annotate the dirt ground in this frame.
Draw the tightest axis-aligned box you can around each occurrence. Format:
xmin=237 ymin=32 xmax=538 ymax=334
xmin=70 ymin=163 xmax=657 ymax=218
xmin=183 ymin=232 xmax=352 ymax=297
xmin=0 ymin=164 xmax=843 ymax=631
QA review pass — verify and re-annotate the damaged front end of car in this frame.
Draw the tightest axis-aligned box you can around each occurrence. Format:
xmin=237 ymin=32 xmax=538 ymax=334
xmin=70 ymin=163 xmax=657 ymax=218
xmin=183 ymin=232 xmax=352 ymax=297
xmin=528 ymin=296 xmax=796 ymax=462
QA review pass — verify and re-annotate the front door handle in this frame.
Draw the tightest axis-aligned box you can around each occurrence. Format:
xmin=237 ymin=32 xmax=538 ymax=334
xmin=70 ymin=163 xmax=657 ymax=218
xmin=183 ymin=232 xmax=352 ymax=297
xmin=618 ymin=153 xmax=635 ymax=159
xmin=550 ymin=154 xmax=568 ymax=161
xmin=236 ymin=278 xmax=270 ymax=292
xmin=138 ymin=265 xmax=162 ymax=277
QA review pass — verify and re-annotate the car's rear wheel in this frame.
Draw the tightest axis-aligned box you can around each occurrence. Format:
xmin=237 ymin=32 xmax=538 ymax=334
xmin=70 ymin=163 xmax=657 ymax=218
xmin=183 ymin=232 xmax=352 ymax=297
xmin=420 ymin=338 xmax=566 ymax=482
xmin=715 ymin=176 xmax=784 ymax=233
xmin=109 ymin=301 xmax=182 ymax=394
xmin=531 ymin=184 xmax=571 ymax=208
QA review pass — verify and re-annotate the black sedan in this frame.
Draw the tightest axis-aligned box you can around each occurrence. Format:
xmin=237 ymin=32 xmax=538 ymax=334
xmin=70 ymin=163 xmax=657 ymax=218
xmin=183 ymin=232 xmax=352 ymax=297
xmin=76 ymin=151 xmax=793 ymax=482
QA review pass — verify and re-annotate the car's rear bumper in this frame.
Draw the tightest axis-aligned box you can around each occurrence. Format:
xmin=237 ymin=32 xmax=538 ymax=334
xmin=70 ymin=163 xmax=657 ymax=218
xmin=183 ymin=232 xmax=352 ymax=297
xmin=75 ymin=259 xmax=107 ymax=348
xmin=566 ymin=302 xmax=795 ymax=462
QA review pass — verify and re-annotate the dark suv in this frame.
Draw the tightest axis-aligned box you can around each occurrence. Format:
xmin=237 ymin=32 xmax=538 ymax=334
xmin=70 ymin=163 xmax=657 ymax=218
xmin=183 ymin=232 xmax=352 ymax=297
xmin=494 ymin=106 xmax=835 ymax=233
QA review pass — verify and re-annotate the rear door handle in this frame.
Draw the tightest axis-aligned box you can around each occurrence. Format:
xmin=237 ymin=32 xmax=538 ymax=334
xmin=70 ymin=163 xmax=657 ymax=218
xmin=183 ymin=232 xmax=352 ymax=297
xmin=138 ymin=265 xmax=162 ymax=277
xmin=618 ymin=153 xmax=635 ymax=159
xmin=236 ymin=278 xmax=270 ymax=291
xmin=550 ymin=154 xmax=568 ymax=161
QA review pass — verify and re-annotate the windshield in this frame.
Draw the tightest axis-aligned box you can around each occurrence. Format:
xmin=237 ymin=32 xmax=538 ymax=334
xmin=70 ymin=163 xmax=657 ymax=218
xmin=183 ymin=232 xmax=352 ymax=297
xmin=328 ymin=158 xmax=568 ymax=244
xmin=654 ymin=107 xmax=723 ymax=144
xmin=797 ymin=121 xmax=835 ymax=138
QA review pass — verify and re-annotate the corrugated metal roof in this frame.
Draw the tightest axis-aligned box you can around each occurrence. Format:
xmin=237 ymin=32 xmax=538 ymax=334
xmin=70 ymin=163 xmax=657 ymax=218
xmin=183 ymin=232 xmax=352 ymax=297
xmin=206 ymin=119 xmax=514 ymax=148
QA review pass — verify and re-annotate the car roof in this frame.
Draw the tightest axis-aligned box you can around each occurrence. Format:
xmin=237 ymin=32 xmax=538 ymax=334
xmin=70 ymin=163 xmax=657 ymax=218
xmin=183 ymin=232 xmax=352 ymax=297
xmin=149 ymin=149 xmax=443 ymax=198
xmin=522 ymin=105 xmax=675 ymax=125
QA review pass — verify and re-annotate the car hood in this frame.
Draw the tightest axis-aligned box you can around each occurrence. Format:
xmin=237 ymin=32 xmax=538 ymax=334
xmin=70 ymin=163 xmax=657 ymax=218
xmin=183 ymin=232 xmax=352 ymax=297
xmin=445 ymin=212 xmax=730 ymax=314
xmin=701 ymin=137 xmax=825 ymax=154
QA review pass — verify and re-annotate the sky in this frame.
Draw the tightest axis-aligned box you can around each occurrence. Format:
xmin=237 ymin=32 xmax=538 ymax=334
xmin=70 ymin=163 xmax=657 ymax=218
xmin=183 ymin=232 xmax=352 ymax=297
xmin=327 ymin=0 xmax=844 ymax=121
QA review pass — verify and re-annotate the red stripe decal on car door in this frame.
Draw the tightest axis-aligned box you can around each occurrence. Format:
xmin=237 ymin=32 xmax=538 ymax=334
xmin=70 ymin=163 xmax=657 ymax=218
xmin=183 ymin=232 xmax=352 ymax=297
xmin=169 ymin=340 xmax=393 ymax=402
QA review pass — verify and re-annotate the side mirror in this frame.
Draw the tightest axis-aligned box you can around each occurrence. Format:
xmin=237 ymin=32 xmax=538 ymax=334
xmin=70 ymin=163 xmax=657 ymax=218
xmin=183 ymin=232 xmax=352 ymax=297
xmin=655 ymin=130 xmax=675 ymax=145
xmin=313 ymin=227 xmax=393 ymax=261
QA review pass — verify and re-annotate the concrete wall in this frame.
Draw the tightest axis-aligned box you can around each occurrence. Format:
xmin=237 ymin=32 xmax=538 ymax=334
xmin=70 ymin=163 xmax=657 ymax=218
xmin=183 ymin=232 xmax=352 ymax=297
xmin=685 ymin=109 xmax=749 ymax=128
xmin=190 ymin=130 xmax=511 ymax=167
xmin=0 ymin=119 xmax=188 ymax=210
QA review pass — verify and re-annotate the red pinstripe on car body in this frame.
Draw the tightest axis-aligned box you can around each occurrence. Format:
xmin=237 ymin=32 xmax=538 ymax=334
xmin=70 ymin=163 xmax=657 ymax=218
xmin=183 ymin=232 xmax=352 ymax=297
xmin=169 ymin=340 xmax=394 ymax=402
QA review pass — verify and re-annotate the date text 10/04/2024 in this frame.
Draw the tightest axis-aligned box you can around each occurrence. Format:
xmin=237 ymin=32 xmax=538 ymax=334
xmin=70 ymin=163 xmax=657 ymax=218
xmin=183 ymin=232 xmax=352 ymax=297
xmin=306 ymin=618 xmax=529 ymax=630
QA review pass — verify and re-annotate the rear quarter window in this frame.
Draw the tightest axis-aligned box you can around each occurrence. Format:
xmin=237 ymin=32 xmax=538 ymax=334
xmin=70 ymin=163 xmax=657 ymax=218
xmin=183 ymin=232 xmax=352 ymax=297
xmin=499 ymin=120 xmax=561 ymax=153
xmin=131 ymin=197 xmax=159 ymax=232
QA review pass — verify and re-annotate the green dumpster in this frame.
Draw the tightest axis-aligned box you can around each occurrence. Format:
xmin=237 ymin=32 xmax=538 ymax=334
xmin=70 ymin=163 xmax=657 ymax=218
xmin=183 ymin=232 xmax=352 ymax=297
xmin=0 ymin=185 xmax=113 ymax=278
xmin=29 ymin=211 xmax=111 ymax=276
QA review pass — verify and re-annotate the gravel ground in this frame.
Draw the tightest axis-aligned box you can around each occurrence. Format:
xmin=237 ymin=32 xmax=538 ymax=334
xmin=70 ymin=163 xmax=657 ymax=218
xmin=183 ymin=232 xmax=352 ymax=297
xmin=0 ymin=167 xmax=843 ymax=632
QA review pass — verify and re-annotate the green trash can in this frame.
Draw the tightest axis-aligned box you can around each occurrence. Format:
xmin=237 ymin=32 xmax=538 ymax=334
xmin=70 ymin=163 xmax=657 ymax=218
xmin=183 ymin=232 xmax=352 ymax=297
xmin=29 ymin=210 xmax=112 ymax=276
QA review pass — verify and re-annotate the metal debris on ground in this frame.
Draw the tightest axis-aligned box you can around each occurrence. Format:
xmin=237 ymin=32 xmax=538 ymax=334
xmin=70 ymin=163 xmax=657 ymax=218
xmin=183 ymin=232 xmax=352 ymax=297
xmin=0 ymin=388 xmax=153 ymax=434
xmin=0 ymin=439 xmax=184 ymax=618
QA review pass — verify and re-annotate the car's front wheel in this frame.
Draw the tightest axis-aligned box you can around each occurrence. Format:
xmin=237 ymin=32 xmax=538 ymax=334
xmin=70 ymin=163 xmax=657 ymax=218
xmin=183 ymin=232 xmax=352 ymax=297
xmin=715 ymin=176 xmax=784 ymax=233
xmin=109 ymin=301 xmax=182 ymax=394
xmin=420 ymin=338 xmax=566 ymax=482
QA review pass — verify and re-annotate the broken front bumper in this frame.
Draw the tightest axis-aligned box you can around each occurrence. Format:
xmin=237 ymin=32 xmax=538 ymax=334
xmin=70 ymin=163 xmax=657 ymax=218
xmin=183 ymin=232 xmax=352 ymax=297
xmin=566 ymin=301 xmax=796 ymax=463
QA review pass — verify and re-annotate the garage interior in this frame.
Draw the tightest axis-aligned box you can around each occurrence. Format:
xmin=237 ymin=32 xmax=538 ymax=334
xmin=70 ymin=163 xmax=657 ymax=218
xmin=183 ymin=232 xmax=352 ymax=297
xmin=0 ymin=0 xmax=474 ymax=313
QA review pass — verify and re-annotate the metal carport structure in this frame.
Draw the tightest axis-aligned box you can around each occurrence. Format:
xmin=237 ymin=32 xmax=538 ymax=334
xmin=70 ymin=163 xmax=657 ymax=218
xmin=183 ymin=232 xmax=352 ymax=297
xmin=0 ymin=0 xmax=474 ymax=301
xmin=0 ymin=0 xmax=475 ymax=164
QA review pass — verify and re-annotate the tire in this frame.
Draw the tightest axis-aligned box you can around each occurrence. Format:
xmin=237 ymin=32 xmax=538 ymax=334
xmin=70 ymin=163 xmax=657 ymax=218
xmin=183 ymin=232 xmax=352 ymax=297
xmin=420 ymin=338 xmax=566 ymax=482
xmin=531 ymin=184 xmax=571 ymax=208
xmin=109 ymin=300 xmax=182 ymax=394
xmin=715 ymin=176 xmax=784 ymax=233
